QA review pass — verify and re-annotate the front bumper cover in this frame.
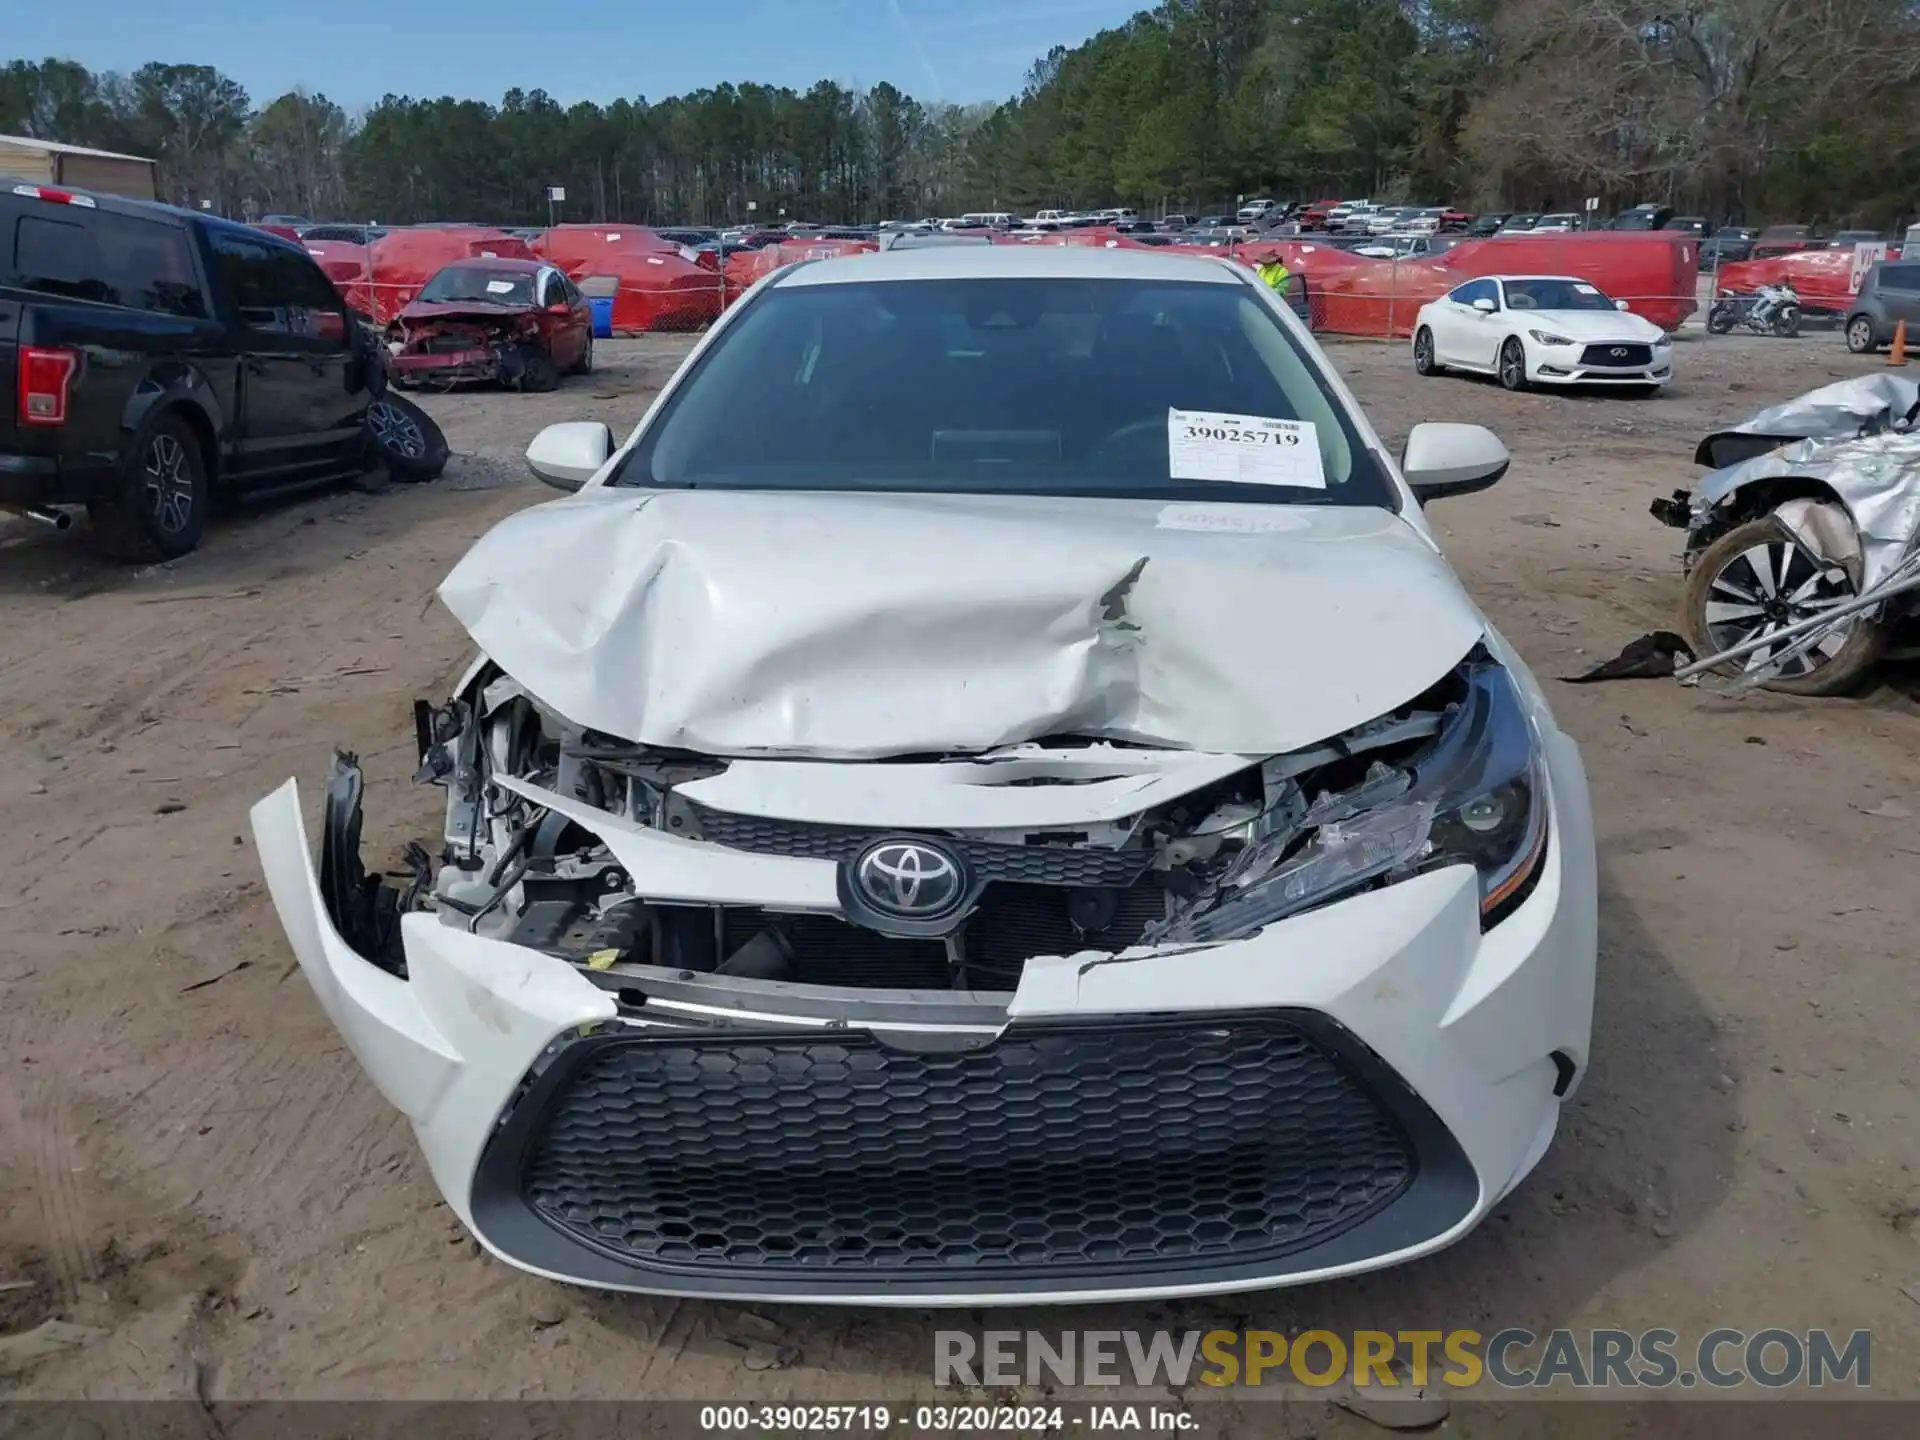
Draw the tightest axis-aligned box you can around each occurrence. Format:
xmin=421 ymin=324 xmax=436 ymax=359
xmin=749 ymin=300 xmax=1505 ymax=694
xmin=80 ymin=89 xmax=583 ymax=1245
xmin=249 ymin=725 xmax=1596 ymax=1305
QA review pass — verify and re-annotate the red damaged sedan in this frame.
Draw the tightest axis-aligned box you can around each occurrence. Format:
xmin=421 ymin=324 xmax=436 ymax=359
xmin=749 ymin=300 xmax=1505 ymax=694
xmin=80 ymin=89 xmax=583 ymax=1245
xmin=390 ymin=258 xmax=593 ymax=391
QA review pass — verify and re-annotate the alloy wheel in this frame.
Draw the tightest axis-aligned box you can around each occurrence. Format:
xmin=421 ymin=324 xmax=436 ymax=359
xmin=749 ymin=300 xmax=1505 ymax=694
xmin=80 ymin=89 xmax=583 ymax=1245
xmin=1847 ymin=318 xmax=1874 ymax=353
xmin=143 ymin=434 xmax=195 ymax=535
xmin=369 ymin=399 xmax=425 ymax=458
xmin=1414 ymin=330 xmax=1433 ymax=371
xmin=1701 ymin=535 xmax=1857 ymax=678
xmin=1499 ymin=342 xmax=1525 ymax=389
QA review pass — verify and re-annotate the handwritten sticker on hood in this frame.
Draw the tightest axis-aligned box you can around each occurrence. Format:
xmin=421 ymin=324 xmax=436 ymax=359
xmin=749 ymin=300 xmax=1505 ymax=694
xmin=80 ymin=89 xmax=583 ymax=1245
xmin=485 ymin=279 xmax=517 ymax=294
xmin=1167 ymin=409 xmax=1326 ymax=489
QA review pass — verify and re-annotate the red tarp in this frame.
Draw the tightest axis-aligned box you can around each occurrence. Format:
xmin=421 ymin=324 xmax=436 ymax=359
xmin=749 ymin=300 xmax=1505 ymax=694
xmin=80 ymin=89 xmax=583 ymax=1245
xmin=532 ymin=225 xmax=727 ymax=333
xmin=1714 ymin=249 xmax=1861 ymax=313
xmin=723 ymin=238 xmax=877 ymax=300
xmin=358 ymin=228 xmax=537 ymax=325
xmin=302 ymin=240 xmax=372 ymax=316
xmin=1225 ymin=232 xmax=1700 ymax=337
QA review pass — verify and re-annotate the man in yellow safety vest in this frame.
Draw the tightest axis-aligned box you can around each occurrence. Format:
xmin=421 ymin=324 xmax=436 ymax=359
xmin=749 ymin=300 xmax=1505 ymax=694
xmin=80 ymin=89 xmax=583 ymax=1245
xmin=1255 ymin=255 xmax=1291 ymax=292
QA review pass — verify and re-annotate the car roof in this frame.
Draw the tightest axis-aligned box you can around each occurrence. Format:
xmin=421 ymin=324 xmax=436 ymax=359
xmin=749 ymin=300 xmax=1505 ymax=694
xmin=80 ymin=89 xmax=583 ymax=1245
xmin=772 ymin=244 xmax=1245 ymax=287
xmin=1457 ymin=274 xmax=1596 ymax=285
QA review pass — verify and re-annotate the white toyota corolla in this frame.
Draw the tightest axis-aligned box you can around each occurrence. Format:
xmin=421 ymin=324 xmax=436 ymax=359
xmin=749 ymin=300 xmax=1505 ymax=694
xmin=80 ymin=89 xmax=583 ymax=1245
xmin=253 ymin=245 xmax=1598 ymax=1305
xmin=1413 ymin=274 xmax=1673 ymax=392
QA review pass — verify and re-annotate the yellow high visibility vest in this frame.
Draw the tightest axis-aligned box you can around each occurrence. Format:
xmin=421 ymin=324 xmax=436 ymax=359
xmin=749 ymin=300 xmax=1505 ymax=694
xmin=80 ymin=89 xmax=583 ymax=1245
xmin=1256 ymin=260 xmax=1290 ymax=289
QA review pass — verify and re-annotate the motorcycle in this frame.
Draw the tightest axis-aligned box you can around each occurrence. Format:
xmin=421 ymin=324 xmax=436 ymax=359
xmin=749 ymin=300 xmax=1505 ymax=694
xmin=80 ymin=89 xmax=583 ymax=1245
xmin=1706 ymin=282 xmax=1802 ymax=337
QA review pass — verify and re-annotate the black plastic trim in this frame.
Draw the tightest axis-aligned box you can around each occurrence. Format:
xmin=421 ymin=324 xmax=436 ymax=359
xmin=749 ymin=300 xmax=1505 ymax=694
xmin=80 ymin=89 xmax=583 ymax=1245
xmin=468 ymin=1008 xmax=1480 ymax=1299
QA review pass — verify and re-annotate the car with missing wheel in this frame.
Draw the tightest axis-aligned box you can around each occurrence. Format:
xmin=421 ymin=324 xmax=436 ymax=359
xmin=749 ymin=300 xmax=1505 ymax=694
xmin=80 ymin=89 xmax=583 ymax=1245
xmin=1412 ymin=275 xmax=1673 ymax=394
xmin=0 ymin=179 xmax=444 ymax=559
xmin=253 ymin=244 xmax=1598 ymax=1305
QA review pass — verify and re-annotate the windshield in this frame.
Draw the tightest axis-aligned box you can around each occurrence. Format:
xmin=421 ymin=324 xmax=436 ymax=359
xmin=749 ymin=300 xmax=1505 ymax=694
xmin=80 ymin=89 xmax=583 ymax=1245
xmin=418 ymin=267 xmax=536 ymax=305
xmin=618 ymin=276 xmax=1392 ymax=507
xmin=1502 ymin=278 xmax=1617 ymax=311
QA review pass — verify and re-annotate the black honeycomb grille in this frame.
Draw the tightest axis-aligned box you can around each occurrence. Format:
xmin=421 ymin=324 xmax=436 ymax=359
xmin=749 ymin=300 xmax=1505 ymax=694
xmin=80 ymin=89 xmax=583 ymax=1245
xmin=514 ymin=1017 xmax=1417 ymax=1279
xmin=684 ymin=802 xmax=1150 ymax=888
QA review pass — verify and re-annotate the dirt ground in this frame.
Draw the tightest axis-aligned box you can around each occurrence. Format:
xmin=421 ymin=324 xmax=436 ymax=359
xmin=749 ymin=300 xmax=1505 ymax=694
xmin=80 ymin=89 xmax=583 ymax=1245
xmin=1 ymin=324 xmax=1915 ymax=1430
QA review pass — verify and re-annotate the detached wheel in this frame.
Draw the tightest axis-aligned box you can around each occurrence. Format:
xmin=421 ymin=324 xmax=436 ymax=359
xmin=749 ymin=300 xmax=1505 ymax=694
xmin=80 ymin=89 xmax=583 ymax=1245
xmin=1845 ymin=316 xmax=1878 ymax=354
xmin=1413 ymin=326 xmax=1441 ymax=376
xmin=366 ymin=394 xmax=449 ymax=482
xmin=1498 ymin=337 xmax=1528 ymax=391
xmin=1681 ymin=517 xmax=1886 ymax=695
xmin=89 ymin=413 xmax=207 ymax=562
xmin=517 ymin=345 xmax=559 ymax=393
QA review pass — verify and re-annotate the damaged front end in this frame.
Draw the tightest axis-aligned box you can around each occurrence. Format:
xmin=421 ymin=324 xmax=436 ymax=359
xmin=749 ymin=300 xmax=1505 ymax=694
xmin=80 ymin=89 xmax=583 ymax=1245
xmin=1651 ymin=374 xmax=1920 ymax=689
xmin=252 ymin=634 xmax=1590 ymax=1302
xmin=390 ymin=311 xmax=549 ymax=390
xmin=329 ymin=649 xmax=1548 ymax=997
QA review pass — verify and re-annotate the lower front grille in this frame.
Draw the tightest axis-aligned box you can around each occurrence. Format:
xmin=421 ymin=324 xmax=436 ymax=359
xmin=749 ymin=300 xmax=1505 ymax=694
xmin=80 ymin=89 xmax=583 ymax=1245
xmin=473 ymin=1014 xmax=1477 ymax=1294
xmin=1578 ymin=342 xmax=1652 ymax=367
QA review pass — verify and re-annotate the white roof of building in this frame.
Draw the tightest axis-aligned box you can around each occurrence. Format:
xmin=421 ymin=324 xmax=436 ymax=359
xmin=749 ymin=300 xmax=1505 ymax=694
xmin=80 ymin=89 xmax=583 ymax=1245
xmin=0 ymin=133 xmax=154 ymax=164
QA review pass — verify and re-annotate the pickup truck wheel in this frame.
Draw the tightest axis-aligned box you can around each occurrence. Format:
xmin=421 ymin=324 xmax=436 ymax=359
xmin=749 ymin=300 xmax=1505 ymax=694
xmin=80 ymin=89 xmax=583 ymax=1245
xmin=88 ymin=414 xmax=207 ymax=562
xmin=516 ymin=345 xmax=559 ymax=393
xmin=366 ymin=394 xmax=449 ymax=483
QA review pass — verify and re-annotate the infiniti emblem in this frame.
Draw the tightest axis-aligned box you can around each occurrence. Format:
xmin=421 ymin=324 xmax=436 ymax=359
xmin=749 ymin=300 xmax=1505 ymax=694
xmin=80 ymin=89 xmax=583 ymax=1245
xmin=854 ymin=839 xmax=965 ymax=918
xmin=1610 ymin=347 xmax=1629 ymax=358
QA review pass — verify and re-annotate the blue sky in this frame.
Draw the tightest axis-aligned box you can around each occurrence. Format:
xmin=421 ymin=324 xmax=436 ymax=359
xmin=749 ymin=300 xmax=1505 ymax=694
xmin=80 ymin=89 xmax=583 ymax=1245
xmin=11 ymin=0 xmax=1143 ymax=109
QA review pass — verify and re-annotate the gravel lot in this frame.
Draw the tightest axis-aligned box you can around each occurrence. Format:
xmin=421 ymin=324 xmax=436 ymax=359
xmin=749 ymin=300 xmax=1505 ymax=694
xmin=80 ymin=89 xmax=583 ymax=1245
xmin=1 ymin=326 xmax=1915 ymax=1430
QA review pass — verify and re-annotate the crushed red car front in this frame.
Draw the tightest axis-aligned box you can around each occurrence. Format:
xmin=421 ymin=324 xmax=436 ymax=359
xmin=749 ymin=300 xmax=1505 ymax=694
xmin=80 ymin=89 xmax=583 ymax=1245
xmin=391 ymin=301 xmax=544 ymax=388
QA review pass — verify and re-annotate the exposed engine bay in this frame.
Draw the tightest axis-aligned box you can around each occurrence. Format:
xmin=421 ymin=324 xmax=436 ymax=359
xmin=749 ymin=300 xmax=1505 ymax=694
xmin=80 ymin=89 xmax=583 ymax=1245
xmin=389 ymin=312 xmax=557 ymax=392
xmin=323 ymin=648 xmax=1547 ymax=997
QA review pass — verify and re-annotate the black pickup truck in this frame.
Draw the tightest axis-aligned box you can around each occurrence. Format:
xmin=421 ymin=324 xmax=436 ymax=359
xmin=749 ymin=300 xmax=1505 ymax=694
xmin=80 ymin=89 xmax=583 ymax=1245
xmin=1 ymin=181 xmax=444 ymax=559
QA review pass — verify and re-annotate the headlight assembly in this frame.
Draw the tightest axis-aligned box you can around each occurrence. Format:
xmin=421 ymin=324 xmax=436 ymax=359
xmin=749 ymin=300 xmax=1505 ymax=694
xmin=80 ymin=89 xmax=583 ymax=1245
xmin=1528 ymin=329 xmax=1575 ymax=346
xmin=1148 ymin=663 xmax=1548 ymax=945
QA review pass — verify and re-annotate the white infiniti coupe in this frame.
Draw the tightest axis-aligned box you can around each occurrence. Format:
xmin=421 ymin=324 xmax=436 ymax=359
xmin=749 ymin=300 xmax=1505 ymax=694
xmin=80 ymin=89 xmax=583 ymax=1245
xmin=1413 ymin=274 xmax=1673 ymax=393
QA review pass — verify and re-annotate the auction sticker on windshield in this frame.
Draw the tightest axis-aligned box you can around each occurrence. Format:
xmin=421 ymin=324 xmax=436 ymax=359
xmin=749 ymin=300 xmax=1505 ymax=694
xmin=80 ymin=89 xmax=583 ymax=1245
xmin=1168 ymin=409 xmax=1326 ymax=489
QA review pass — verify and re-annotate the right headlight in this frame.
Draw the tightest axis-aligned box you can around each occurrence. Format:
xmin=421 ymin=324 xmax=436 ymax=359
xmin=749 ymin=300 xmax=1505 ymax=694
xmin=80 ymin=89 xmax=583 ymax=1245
xmin=1528 ymin=329 xmax=1575 ymax=346
xmin=1149 ymin=663 xmax=1549 ymax=945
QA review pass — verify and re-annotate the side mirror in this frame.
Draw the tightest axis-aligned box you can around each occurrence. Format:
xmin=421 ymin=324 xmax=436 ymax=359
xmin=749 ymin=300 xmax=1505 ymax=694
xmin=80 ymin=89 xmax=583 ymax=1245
xmin=1401 ymin=422 xmax=1510 ymax=501
xmin=1615 ymin=298 xmax=1630 ymax=310
xmin=525 ymin=421 xmax=614 ymax=491
xmin=1471 ymin=297 xmax=1497 ymax=313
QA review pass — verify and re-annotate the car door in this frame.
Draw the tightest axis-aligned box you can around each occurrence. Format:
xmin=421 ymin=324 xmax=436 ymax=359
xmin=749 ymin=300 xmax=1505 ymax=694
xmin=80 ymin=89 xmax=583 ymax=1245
xmin=1883 ymin=264 xmax=1920 ymax=327
xmin=1431 ymin=280 xmax=1489 ymax=366
xmin=206 ymin=230 xmax=359 ymax=484
xmin=542 ymin=269 xmax=590 ymax=367
xmin=1457 ymin=279 xmax=1506 ymax=368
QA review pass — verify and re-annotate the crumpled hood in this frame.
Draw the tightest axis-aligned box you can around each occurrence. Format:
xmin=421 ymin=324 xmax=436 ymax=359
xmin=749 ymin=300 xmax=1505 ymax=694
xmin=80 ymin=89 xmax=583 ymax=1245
xmin=437 ymin=488 xmax=1486 ymax=758
xmin=398 ymin=299 xmax=534 ymax=326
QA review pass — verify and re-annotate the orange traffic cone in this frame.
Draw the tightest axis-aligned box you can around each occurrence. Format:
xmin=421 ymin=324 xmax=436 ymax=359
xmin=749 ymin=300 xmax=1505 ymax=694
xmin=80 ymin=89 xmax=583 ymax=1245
xmin=1892 ymin=319 xmax=1909 ymax=366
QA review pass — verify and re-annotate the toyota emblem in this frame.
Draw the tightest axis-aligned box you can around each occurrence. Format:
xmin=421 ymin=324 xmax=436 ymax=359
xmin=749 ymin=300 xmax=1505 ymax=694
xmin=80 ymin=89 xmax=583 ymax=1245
xmin=853 ymin=839 xmax=966 ymax=918
xmin=1610 ymin=347 xmax=1629 ymax=358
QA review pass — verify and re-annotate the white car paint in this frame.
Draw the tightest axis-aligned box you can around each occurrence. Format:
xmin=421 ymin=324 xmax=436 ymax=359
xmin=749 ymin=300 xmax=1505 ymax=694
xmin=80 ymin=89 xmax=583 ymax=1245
xmin=252 ymin=245 xmax=1599 ymax=1305
xmin=1412 ymin=274 xmax=1674 ymax=388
